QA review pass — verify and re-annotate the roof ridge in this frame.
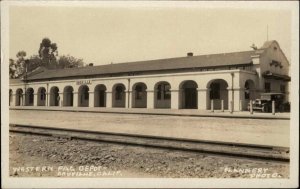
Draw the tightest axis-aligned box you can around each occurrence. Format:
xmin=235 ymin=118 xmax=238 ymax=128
xmin=116 ymin=49 xmax=256 ymax=64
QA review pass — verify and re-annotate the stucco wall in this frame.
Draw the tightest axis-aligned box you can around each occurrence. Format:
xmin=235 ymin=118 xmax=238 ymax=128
xmin=9 ymin=69 xmax=258 ymax=111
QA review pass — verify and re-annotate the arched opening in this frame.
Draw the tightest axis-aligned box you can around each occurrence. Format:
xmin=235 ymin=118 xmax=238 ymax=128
xmin=25 ymin=88 xmax=34 ymax=106
xmin=207 ymin=79 xmax=229 ymax=110
xmin=37 ymin=87 xmax=46 ymax=106
xmin=132 ymin=82 xmax=147 ymax=108
xmin=244 ymin=80 xmax=255 ymax=100
xmin=9 ymin=89 xmax=13 ymax=106
xmin=15 ymin=89 xmax=23 ymax=106
xmin=243 ymin=80 xmax=256 ymax=110
xmin=154 ymin=81 xmax=171 ymax=109
xmin=78 ymin=85 xmax=89 ymax=107
xmin=112 ymin=84 xmax=126 ymax=108
xmin=50 ymin=86 xmax=60 ymax=106
xmin=63 ymin=86 xmax=74 ymax=106
xmin=179 ymin=80 xmax=198 ymax=109
xmin=94 ymin=84 xmax=106 ymax=107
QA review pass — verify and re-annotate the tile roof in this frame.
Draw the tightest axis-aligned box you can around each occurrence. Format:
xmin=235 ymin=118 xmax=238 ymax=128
xmin=26 ymin=50 xmax=256 ymax=81
xmin=9 ymin=79 xmax=24 ymax=84
xmin=261 ymin=40 xmax=277 ymax=49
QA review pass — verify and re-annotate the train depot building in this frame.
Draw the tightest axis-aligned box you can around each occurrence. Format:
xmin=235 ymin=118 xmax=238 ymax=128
xmin=9 ymin=40 xmax=290 ymax=111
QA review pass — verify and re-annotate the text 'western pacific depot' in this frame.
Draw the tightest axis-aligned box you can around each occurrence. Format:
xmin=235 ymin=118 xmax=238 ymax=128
xmin=9 ymin=40 xmax=290 ymax=111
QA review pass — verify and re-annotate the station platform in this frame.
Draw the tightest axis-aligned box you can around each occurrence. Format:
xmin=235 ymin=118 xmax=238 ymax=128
xmin=9 ymin=108 xmax=290 ymax=148
xmin=9 ymin=106 xmax=290 ymax=120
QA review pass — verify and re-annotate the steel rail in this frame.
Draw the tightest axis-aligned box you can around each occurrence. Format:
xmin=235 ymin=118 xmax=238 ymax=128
xmin=9 ymin=124 xmax=290 ymax=162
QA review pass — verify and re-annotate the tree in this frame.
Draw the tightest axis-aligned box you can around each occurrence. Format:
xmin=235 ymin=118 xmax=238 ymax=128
xmin=27 ymin=55 xmax=43 ymax=72
xmin=9 ymin=52 xmax=41 ymax=78
xmin=9 ymin=53 xmax=85 ymax=79
xmin=8 ymin=51 xmax=28 ymax=79
xmin=38 ymin=37 xmax=58 ymax=68
xmin=9 ymin=38 xmax=85 ymax=78
xmin=9 ymin=59 xmax=17 ymax=78
xmin=12 ymin=51 xmax=27 ymax=78
xmin=57 ymin=55 xmax=84 ymax=69
xmin=16 ymin=51 xmax=26 ymax=60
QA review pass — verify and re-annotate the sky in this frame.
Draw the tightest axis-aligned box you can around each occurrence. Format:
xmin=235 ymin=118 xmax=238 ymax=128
xmin=9 ymin=3 xmax=292 ymax=66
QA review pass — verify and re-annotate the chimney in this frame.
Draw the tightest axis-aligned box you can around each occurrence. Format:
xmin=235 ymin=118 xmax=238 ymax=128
xmin=89 ymin=63 xmax=94 ymax=66
xmin=187 ymin=52 xmax=193 ymax=57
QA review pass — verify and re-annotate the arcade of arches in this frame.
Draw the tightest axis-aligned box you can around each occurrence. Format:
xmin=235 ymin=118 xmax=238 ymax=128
xmin=9 ymin=79 xmax=257 ymax=111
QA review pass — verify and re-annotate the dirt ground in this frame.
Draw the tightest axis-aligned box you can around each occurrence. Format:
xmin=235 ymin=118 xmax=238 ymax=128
xmin=10 ymin=110 xmax=290 ymax=147
xmin=9 ymin=133 xmax=289 ymax=178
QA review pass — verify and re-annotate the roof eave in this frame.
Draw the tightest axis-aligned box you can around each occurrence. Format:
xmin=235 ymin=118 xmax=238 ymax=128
xmin=26 ymin=62 xmax=253 ymax=81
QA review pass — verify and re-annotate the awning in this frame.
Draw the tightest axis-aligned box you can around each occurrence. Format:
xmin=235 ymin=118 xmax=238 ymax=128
xmin=262 ymin=71 xmax=291 ymax=81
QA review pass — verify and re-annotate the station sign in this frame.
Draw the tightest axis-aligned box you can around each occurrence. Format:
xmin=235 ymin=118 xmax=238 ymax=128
xmin=76 ymin=80 xmax=92 ymax=85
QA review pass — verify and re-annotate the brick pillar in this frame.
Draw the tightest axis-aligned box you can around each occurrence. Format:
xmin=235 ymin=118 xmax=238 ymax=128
xmin=178 ymin=89 xmax=183 ymax=109
xmin=58 ymin=92 xmax=63 ymax=107
xmin=89 ymin=91 xmax=94 ymax=108
xmin=126 ymin=90 xmax=132 ymax=108
xmin=11 ymin=94 xmax=15 ymax=107
xmin=171 ymin=89 xmax=179 ymax=109
xmin=197 ymin=88 xmax=208 ymax=110
xmin=73 ymin=92 xmax=78 ymax=107
xmin=22 ymin=94 xmax=26 ymax=106
xmin=33 ymin=93 xmax=38 ymax=106
xmin=228 ymin=88 xmax=234 ymax=112
xmin=47 ymin=92 xmax=52 ymax=106
xmin=45 ymin=92 xmax=49 ymax=106
xmin=106 ymin=91 xmax=112 ymax=108
xmin=146 ymin=90 xmax=154 ymax=109
xmin=233 ymin=88 xmax=243 ymax=111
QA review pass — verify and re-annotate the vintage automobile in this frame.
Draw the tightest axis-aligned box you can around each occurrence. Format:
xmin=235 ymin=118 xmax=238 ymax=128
xmin=247 ymin=93 xmax=287 ymax=112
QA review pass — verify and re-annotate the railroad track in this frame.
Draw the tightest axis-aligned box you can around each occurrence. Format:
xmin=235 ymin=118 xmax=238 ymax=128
xmin=9 ymin=124 xmax=290 ymax=162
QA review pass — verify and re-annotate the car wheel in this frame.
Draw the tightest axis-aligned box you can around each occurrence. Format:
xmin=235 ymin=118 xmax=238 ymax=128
xmin=263 ymin=105 xmax=270 ymax=113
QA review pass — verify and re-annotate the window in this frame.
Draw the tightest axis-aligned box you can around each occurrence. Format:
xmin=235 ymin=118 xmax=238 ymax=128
xmin=157 ymin=83 xmax=171 ymax=100
xmin=210 ymin=83 xmax=220 ymax=99
xmin=115 ymin=86 xmax=124 ymax=100
xmin=280 ymin=85 xmax=286 ymax=94
xmin=135 ymin=86 xmax=143 ymax=100
xmin=270 ymin=60 xmax=281 ymax=67
xmin=265 ymin=82 xmax=271 ymax=92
